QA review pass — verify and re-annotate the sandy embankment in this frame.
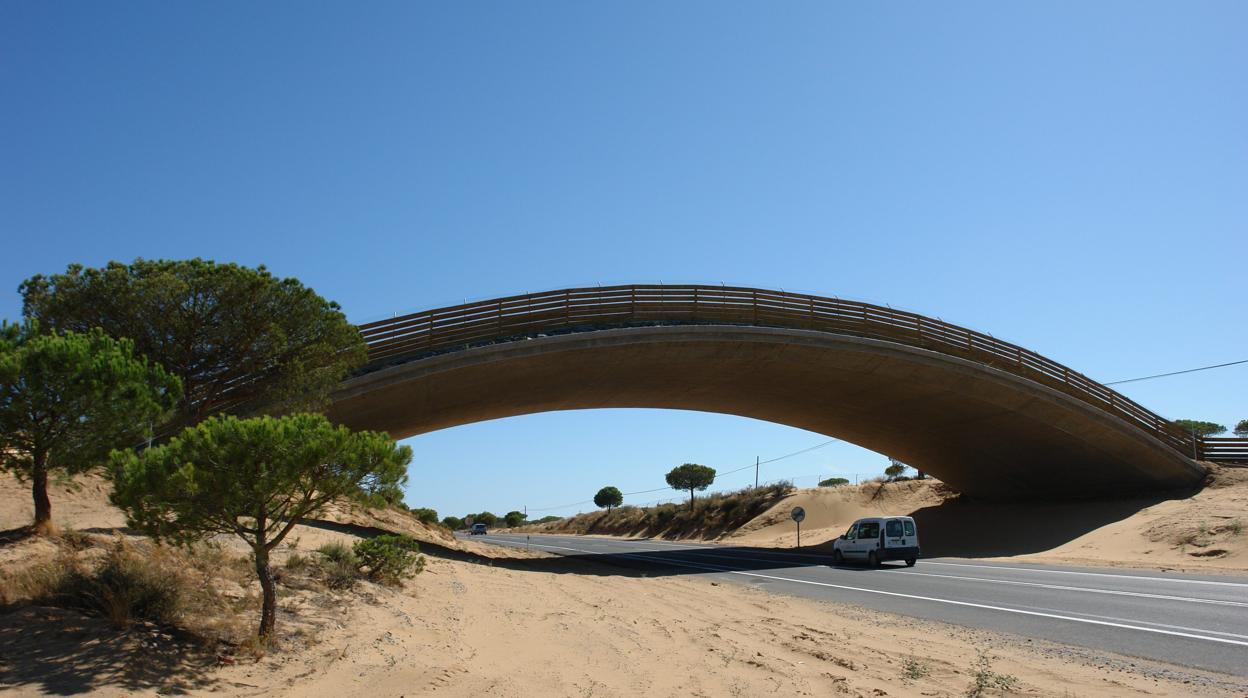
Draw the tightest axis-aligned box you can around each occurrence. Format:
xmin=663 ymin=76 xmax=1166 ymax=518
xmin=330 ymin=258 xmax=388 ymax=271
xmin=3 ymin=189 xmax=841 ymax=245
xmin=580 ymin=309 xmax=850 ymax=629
xmin=3 ymin=471 xmax=1245 ymax=697
xmin=708 ymin=466 xmax=1248 ymax=574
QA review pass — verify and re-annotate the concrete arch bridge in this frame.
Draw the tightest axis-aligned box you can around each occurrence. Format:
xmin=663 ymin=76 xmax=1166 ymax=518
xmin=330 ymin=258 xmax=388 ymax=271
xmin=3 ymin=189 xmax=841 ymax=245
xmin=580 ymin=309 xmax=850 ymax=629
xmin=327 ymin=285 xmax=1242 ymax=499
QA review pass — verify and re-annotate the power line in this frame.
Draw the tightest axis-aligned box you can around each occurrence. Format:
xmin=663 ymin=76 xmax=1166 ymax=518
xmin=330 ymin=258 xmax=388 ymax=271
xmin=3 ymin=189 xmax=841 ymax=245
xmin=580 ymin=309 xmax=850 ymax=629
xmin=1104 ymin=359 xmax=1248 ymax=386
xmin=527 ymin=438 xmax=840 ymax=512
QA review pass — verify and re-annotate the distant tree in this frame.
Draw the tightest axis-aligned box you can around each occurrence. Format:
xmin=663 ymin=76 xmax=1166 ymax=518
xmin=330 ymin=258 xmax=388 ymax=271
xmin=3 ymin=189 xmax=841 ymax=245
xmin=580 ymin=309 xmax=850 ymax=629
xmin=20 ymin=259 xmax=366 ymax=432
xmin=665 ymin=463 xmax=717 ymax=511
xmin=1234 ymin=420 xmax=1248 ymax=438
xmin=531 ymin=515 xmax=563 ymax=525
xmin=0 ymin=323 xmax=180 ymax=532
xmin=1174 ymin=419 xmax=1227 ymax=437
xmin=473 ymin=511 xmax=498 ymax=527
xmin=504 ymin=510 xmax=526 ymax=528
xmin=110 ymin=413 xmax=411 ymax=639
xmin=441 ymin=515 xmax=464 ymax=530
xmin=408 ymin=507 xmax=438 ymax=524
xmin=818 ymin=477 xmax=850 ymax=487
xmin=884 ymin=459 xmax=909 ymax=481
xmin=594 ymin=486 xmax=624 ymax=512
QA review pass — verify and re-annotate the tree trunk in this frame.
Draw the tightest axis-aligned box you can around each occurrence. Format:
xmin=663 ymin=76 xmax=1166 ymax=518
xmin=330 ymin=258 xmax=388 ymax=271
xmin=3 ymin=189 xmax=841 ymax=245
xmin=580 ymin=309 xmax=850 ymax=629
xmin=689 ymin=490 xmax=694 ymax=511
xmin=255 ymin=543 xmax=277 ymax=639
xmin=32 ymin=455 xmax=52 ymax=533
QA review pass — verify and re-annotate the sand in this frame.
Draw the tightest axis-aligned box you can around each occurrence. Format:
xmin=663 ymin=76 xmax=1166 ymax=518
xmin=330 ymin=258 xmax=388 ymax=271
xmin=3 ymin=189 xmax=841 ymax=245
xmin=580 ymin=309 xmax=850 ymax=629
xmin=3 ymin=470 xmax=1246 ymax=697
xmin=718 ymin=468 xmax=1248 ymax=574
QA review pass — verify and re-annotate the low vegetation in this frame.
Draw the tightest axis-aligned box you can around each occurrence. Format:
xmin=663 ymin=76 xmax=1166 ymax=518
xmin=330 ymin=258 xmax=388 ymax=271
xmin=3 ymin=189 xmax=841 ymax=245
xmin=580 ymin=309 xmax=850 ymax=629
xmin=966 ymin=650 xmax=1020 ymax=696
xmin=818 ymin=477 xmax=849 ymax=487
xmin=110 ymin=413 xmax=412 ymax=638
xmin=0 ymin=537 xmax=245 ymax=639
xmin=524 ymin=482 xmax=795 ymax=539
xmin=354 ymin=534 xmax=425 ymax=584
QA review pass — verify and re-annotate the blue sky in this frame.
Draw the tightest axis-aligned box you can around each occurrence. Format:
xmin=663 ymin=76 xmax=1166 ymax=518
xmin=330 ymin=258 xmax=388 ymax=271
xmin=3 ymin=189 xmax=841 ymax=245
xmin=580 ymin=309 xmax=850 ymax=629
xmin=2 ymin=2 xmax=1244 ymax=519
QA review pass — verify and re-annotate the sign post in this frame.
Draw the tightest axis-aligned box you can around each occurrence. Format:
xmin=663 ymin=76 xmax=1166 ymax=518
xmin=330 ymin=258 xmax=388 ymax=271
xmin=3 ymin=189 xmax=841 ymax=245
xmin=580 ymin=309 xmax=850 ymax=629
xmin=791 ymin=506 xmax=806 ymax=549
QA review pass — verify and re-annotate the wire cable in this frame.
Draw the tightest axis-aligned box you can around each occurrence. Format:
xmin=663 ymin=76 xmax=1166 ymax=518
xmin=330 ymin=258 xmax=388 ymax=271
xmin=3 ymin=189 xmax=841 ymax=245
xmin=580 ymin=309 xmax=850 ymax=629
xmin=526 ymin=438 xmax=840 ymax=512
xmin=1104 ymin=359 xmax=1248 ymax=386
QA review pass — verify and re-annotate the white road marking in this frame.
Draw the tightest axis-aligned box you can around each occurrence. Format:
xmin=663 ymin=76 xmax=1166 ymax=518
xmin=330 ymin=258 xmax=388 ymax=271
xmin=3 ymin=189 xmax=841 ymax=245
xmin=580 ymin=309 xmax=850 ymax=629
xmin=613 ymin=552 xmax=1248 ymax=648
xmin=470 ymin=535 xmax=1248 ymax=647
xmin=919 ymin=561 xmax=1248 ymax=588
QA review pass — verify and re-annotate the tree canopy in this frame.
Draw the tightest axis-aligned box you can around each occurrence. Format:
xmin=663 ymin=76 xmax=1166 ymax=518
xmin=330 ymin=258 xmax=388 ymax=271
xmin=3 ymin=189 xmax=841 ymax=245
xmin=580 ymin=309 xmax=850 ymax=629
xmin=504 ymin=510 xmax=526 ymax=527
xmin=594 ymin=486 xmax=624 ymax=512
xmin=0 ymin=322 xmax=180 ymax=531
xmin=110 ymin=412 xmax=410 ymax=638
xmin=441 ymin=515 xmax=465 ymax=530
xmin=665 ymin=463 xmax=716 ymax=510
xmin=21 ymin=259 xmax=366 ymax=432
xmin=1234 ymin=419 xmax=1248 ymax=438
xmin=472 ymin=511 xmax=498 ymax=527
xmin=818 ymin=477 xmax=849 ymax=487
xmin=884 ymin=459 xmax=909 ymax=481
xmin=1173 ymin=419 xmax=1227 ymax=437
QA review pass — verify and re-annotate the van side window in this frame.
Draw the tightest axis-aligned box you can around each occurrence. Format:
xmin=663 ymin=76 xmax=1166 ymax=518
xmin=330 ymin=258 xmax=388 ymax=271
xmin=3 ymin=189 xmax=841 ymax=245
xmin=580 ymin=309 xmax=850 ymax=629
xmin=886 ymin=520 xmax=903 ymax=537
xmin=859 ymin=522 xmax=879 ymax=538
xmin=846 ymin=524 xmax=858 ymax=540
xmin=903 ymin=520 xmax=915 ymax=536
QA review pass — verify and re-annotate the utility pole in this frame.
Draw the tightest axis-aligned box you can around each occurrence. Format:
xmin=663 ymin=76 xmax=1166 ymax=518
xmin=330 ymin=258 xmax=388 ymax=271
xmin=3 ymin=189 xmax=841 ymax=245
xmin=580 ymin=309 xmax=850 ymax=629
xmin=755 ymin=456 xmax=759 ymax=489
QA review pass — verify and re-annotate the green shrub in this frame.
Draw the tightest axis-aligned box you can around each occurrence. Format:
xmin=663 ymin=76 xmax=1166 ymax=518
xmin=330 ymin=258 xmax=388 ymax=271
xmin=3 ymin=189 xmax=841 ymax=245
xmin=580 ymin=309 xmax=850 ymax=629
xmin=285 ymin=552 xmax=310 ymax=570
xmin=819 ymin=477 xmax=850 ymax=487
xmin=353 ymin=534 xmax=424 ymax=585
xmin=409 ymin=507 xmax=438 ymax=524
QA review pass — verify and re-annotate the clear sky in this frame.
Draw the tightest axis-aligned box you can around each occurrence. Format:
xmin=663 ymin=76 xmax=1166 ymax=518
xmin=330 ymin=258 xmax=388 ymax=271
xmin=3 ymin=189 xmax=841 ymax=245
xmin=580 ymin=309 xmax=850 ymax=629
xmin=2 ymin=2 xmax=1244 ymax=519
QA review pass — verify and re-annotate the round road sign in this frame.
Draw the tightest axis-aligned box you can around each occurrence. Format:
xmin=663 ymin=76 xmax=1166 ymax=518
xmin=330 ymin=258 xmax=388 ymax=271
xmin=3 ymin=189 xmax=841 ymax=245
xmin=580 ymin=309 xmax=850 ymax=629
xmin=791 ymin=506 xmax=806 ymax=523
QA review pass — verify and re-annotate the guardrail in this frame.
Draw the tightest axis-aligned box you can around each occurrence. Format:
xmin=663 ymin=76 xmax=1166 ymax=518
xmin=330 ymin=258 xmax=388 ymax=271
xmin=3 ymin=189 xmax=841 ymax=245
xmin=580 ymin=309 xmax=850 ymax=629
xmin=355 ymin=284 xmax=1246 ymax=464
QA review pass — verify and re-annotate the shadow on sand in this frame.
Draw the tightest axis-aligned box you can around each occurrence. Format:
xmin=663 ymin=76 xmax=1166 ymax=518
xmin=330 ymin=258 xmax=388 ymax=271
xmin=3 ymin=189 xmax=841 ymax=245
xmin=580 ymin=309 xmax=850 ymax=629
xmin=300 ymin=487 xmax=1193 ymax=580
xmin=0 ymin=607 xmax=221 ymax=696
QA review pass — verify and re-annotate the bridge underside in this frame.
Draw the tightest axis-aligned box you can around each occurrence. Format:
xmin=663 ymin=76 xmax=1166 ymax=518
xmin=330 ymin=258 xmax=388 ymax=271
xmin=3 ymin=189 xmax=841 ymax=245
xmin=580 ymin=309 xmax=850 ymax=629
xmin=327 ymin=325 xmax=1205 ymax=499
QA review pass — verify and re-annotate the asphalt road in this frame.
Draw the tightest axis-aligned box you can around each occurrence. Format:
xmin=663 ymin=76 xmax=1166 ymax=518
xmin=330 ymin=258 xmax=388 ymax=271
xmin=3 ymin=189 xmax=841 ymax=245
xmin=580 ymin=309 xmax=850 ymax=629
xmin=460 ymin=532 xmax=1248 ymax=678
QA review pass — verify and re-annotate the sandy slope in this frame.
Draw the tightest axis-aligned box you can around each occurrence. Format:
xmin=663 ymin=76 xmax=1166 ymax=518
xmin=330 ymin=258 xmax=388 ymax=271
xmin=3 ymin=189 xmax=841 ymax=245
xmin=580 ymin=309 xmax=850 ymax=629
xmin=5 ymin=550 xmax=1241 ymax=698
xmin=722 ymin=467 xmax=1248 ymax=573
xmin=3 ymin=470 xmax=1246 ymax=697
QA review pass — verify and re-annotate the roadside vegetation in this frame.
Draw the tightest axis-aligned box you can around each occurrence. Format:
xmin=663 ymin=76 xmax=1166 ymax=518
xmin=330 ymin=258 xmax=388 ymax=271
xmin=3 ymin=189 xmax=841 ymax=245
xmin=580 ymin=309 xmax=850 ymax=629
xmin=0 ymin=258 xmax=424 ymax=649
xmin=523 ymin=482 xmax=795 ymax=539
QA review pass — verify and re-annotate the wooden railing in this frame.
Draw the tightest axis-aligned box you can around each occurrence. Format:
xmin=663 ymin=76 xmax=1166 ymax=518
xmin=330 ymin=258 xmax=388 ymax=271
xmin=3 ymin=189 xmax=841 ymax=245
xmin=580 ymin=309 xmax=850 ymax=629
xmin=354 ymin=284 xmax=1245 ymax=464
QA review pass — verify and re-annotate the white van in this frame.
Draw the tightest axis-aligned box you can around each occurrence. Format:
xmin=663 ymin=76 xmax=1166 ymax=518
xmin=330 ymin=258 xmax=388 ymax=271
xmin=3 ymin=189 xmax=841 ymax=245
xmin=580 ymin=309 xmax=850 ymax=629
xmin=831 ymin=516 xmax=919 ymax=567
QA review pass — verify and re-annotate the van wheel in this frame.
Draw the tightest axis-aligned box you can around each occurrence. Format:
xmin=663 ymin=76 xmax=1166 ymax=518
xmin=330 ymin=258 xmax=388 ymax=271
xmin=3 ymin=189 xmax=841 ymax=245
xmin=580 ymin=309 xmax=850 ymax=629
xmin=905 ymin=558 xmax=916 ymax=567
xmin=868 ymin=551 xmax=879 ymax=568
xmin=832 ymin=550 xmax=843 ymax=565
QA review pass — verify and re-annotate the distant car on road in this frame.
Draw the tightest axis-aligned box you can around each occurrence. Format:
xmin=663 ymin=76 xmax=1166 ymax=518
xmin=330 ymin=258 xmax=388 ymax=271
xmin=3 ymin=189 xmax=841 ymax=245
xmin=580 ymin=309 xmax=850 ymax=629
xmin=470 ymin=523 xmax=488 ymax=535
xmin=832 ymin=516 xmax=919 ymax=567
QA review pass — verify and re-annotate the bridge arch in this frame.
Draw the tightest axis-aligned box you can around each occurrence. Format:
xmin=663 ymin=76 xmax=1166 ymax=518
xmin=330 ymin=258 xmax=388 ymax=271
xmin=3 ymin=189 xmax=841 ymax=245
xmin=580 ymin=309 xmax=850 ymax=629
xmin=327 ymin=285 xmax=1211 ymax=499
